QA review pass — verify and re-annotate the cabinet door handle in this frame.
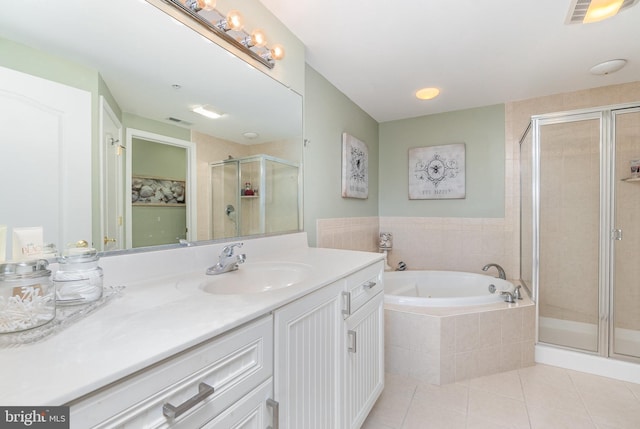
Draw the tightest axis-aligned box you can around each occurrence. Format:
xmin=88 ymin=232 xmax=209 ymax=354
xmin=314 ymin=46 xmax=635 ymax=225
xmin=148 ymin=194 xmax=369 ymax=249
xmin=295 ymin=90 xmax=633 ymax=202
xmin=348 ymin=330 xmax=357 ymax=353
xmin=342 ymin=291 xmax=351 ymax=316
xmin=363 ymin=281 xmax=376 ymax=289
xmin=163 ymin=382 xmax=215 ymax=419
xmin=266 ymin=398 xmax=279 ymax=429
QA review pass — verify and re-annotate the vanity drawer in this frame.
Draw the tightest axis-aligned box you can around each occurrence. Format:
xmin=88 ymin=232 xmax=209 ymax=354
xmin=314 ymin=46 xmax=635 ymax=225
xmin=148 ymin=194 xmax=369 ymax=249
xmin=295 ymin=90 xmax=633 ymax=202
xmin=342 ymin=261 xmax=384 ymax=318
xmin=69 ymin=315 xmax=273 ymax=429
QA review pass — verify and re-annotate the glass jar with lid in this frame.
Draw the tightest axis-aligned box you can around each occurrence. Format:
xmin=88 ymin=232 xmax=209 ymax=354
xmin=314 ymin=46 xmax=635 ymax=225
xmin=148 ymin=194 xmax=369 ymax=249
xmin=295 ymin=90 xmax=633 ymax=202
xmin=0 ymin=259 xmax=55 ymax=333
xmin=54 ymin=248 xmax=103 ymax=305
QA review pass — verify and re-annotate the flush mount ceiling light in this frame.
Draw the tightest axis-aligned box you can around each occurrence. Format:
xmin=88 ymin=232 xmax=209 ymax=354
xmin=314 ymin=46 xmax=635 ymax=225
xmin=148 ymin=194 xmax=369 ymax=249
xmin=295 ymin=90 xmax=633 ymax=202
xmin=192 ymin=105 xmax=223 ymax=119
xmin=161 ymin=0 xmax=285 ymax=68
xmin=566 ymin=0 xmax=639 ymax=24
xmin=590 ymin=59 xmax=628 ymax=75
xmin=243 ymin=132 xmax=259 ymax=140
xmin=415 ymin=87 xmax=440 ymax=100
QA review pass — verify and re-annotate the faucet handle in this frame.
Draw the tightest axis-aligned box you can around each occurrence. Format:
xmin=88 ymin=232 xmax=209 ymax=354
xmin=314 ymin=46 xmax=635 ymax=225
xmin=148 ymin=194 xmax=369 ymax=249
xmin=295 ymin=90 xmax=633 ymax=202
xmin=513 ymin=285 xmax=522 ymax=300
xmin=222 ymin=242 xmax=243 ymax=256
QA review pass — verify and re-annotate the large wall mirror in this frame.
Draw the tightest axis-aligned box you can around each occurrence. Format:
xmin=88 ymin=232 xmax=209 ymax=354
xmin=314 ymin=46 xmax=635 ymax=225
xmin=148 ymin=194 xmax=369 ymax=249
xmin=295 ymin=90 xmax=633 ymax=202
xmin=0 ymin=0 xmax=303 ymax=257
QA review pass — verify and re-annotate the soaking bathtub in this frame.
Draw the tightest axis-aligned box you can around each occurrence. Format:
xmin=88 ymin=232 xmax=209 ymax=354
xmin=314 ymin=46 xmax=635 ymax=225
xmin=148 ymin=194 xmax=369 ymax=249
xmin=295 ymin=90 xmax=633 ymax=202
xmin=384 ymin=270 xmax=515 ymax=307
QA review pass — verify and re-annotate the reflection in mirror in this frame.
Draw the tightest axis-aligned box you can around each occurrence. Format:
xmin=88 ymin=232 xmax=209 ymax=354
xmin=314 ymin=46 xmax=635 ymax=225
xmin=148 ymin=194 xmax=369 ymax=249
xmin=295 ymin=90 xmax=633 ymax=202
xmin=0 ymin=0 xmax=303 ymax=257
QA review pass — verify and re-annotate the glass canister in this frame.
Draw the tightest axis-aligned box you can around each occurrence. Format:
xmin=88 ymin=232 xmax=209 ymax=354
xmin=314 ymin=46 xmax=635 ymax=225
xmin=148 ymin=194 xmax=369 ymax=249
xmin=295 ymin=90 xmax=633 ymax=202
xmin=54 ymin=249 xmax=103 ymax=305
xmin=0 ymin=259 xmax=55 ymax=333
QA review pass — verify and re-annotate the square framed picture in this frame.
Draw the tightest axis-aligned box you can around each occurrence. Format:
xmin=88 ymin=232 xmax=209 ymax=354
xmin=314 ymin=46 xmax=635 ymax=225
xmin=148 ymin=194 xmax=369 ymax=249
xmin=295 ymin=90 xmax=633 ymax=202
xmin=341 ymin=133 xmax=369 ymax=199
xmin=409 ymin=143 xmax=465 ymax=199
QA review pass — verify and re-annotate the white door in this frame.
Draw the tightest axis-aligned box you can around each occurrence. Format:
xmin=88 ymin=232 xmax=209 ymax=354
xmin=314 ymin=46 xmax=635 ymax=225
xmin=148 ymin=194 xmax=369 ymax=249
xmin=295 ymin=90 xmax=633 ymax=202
xmin=343 ymin=292 xmax=385 ymax=429
xmin=273 ymin=281 xmax=343 ymax=429
xmin=100 ymin=97 xmax=123 ymax=251
xmin=0 ymin=66 xmax=91 ymax=257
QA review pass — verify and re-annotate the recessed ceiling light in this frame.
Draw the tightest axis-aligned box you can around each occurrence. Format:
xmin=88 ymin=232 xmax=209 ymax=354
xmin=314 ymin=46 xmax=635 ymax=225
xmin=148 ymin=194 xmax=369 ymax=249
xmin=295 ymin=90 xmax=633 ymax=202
xmin=243 ymin=132 xmax=259 ymax=139
xmin=192 ymin=105 xmax=223 ymax=119
xmin=590 ymin=59 xmax=627 ymax=75
xmin=416 ymin=87 xmax=440 ymax=100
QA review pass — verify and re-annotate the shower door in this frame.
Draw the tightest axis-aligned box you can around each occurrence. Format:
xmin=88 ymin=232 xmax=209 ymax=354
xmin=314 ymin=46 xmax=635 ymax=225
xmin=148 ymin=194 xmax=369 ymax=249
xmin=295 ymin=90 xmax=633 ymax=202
xmin=535 ymin=113 xmax=602 ymax=353
xmin=611 ymin=107 xmax=640 ymax=360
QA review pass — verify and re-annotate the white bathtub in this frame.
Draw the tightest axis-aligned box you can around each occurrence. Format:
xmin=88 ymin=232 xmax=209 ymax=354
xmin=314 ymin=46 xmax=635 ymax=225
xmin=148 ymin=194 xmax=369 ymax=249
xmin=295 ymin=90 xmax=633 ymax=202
xmin=384 ymin=270 xmax=514 ymax=307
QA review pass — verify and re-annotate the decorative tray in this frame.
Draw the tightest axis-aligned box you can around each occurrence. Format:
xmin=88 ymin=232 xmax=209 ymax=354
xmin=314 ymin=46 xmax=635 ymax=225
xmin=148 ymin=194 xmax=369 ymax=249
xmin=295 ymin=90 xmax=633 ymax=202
xmin=0 ymin=286 xmax=125 ymax=347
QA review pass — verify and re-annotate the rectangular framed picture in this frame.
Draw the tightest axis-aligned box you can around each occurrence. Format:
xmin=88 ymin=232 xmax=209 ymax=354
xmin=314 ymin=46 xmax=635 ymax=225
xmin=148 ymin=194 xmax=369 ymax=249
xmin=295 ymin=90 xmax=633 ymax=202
xmin=409 ymin=143 xmax=465 ymax=199
xmin=132 ymin=176 xmax=186 ymax=206
xmin=341 ymin=133 xmax=369 ymax=199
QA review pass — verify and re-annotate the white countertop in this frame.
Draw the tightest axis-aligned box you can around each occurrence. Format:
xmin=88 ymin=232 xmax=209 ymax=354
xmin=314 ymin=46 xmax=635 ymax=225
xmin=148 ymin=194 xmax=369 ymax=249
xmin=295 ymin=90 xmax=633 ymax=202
xmin=0 ymin=233 xmax=383 ymax=406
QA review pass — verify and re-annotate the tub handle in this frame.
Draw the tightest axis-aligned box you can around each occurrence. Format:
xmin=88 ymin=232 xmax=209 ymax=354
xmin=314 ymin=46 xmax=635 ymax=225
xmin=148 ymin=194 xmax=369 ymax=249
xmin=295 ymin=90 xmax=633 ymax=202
xmin=342 ymin=292 xmax=351 ymax=316
xmin=363 ymin=281 xmax=377 ymax=289
xmin=347 ymin=330 xmax=357 ymax=353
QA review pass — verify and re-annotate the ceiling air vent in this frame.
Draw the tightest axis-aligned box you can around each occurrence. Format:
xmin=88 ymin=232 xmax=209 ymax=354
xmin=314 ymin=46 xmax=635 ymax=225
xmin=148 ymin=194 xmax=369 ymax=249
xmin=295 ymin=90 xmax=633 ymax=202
xmin=167 ymin=117 xmax=193 ymax=126
xmin=566 ymin=0 xmax=639 ymax=23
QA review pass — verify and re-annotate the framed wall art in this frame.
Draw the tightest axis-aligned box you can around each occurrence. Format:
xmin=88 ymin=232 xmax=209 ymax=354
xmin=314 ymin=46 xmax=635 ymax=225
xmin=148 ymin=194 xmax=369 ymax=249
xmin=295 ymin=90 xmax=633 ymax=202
xmin=341 ymin=132 xmax=369 ymax=199
xmin=409 ymin=143 xmax=465 ymax=200
xmin=132 ymin=176 xmax=186 ymax=206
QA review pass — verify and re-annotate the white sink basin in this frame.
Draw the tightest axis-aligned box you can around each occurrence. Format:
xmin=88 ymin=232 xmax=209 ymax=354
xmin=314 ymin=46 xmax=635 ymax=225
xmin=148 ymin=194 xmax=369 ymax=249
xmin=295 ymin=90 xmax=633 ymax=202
xmin=176 ymin=262 xmax=312 ymax=295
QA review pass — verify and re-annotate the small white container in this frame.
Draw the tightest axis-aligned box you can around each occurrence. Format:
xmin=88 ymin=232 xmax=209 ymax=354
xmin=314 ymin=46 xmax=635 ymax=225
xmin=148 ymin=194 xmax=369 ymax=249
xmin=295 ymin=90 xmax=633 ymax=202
xmin=0 ymin=259 xmax=55 ymax=333
xmin=54 ymin=249 xmax=103 ymax=305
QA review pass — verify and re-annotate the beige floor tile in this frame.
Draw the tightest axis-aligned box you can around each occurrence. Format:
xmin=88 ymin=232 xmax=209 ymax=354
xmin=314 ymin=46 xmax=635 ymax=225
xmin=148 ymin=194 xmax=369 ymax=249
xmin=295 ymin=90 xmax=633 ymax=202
xmin=365 ymin=373 xmax=418 ymax=428
xmin=412 ymin=381 xmax=469 ymax=415
xmin=527 ymin=406 xmax=596 ymax=429
xmin=465 ymin=414 xmax=513 ymax=428
xmin=361 ymin=415 xmax=398 ymax=429
xmin=401 ymin=402 xmax=467 ymax=429
xmin=521 ymin=376 xmax=587 ymax=416
xmin=518 ymin=364 xmax=575 ymax=391
xmin=468 ymin=388 xmax=530 ymax=429
xmin=589 ymin=408 xmax=640 ymax=429
xmin=625 ymin=381 xmax=640 ymax=400
xmin=469 ymin=369 xmax=524 ymax=401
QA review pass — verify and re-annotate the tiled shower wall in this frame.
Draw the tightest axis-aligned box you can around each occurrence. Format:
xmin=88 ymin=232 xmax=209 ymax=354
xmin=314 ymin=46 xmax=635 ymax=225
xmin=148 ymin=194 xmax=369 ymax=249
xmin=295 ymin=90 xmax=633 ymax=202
xmin=317 ymin=81 xmax=640 ymax=283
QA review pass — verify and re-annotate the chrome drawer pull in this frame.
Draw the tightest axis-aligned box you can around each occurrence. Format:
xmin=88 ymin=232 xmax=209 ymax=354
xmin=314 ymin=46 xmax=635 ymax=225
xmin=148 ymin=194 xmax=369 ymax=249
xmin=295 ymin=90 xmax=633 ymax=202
xmin=342 ymin=291 xmax=351 ymax=316
xmin=163 ymin=382 xmax=215 ymax=419
xmin=266 ymin=398 xmax=279 ymax=429
xmin=348 ymin=330 xmax=357 ymax=353
xmin=363 ymin=281 xmax=376 ymax=289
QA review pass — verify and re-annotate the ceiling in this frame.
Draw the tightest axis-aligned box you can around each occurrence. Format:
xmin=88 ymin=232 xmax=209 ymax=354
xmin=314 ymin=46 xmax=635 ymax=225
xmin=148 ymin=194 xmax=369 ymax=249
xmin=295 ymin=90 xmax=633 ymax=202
xmin=259 ymin=0 xmax=640 ymax=122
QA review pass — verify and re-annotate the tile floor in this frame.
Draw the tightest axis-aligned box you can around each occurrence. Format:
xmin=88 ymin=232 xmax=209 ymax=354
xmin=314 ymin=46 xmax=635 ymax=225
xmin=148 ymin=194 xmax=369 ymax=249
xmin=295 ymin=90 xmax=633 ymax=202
xmin=362 ymin=364 xmax=640 ymax=429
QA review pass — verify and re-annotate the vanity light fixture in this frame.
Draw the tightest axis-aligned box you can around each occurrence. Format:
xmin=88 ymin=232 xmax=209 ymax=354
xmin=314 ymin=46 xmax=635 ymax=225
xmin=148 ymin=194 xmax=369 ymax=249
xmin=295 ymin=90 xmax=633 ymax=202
xmin=192 ymin=105 xmax=223 ymax=119
xmin=566 ymin=0 xmax=639 ymax=24
xmin=162 ymin=0 xmax=285 ymax=69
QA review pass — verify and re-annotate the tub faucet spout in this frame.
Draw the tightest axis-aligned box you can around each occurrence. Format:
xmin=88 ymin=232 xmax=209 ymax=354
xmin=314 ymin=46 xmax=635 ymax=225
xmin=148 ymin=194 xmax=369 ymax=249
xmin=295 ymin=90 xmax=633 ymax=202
xmin=482 ymin=263 xmax=506 ymax=280
xmin=500 ymin=290 xmax=516 ymax=303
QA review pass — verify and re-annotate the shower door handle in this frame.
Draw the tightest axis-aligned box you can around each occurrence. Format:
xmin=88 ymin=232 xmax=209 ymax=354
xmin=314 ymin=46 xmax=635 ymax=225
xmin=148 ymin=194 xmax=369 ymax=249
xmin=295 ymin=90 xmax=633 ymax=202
xmin=613 ymin=229 xmax=623 ymax=241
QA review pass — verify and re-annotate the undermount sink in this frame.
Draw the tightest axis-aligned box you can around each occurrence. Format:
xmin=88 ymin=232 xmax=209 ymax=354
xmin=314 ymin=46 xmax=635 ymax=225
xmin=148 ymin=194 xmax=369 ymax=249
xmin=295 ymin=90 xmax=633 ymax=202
xmin=176 ymin=262 xmax=312 ymax=295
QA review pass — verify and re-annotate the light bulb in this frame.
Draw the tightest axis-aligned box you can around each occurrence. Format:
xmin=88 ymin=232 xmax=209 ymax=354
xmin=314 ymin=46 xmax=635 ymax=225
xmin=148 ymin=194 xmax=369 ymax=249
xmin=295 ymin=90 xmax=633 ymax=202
xmin=198 ymin=0 xmax=216 ymax=10
xmin=584 ymin=0 xmax=624 ymax=23
xmin=270 ymin=44 xmax=285 ymax=61
xmin=250 ymin=29 xmax=267 ymax=47
xmin=226 ymin=10 xmax=244 ymax=31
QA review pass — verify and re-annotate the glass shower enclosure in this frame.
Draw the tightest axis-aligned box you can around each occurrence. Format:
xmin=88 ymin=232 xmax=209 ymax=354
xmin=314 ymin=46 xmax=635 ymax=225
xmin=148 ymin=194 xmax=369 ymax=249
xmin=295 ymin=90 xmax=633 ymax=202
xmin=521 ymin=102 xmax=640 ymax=362
xmin=210 ymin=155 xmax=300 ymax=239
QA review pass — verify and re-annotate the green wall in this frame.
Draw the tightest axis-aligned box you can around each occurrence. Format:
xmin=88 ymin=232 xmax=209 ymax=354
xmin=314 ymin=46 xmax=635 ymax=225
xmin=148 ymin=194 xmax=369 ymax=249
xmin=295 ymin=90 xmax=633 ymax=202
xmin=379 ymin=104 xmax=505 ymax=218
xmin=303 ymin=65 xmax=379 ymax=246
xmin=131 ymin=138 xmax=187 ymax=247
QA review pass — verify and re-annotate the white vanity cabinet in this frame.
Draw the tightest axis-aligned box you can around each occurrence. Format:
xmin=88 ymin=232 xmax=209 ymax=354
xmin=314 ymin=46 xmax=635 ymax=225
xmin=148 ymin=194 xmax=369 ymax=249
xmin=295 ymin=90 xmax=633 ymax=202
xmin=274 ymin=261 xmax=384 ymax=429
xmin=341 ymin=262 xmax=385 ymax=429
xmin=68 ymin=315 xmax=274 ymax=429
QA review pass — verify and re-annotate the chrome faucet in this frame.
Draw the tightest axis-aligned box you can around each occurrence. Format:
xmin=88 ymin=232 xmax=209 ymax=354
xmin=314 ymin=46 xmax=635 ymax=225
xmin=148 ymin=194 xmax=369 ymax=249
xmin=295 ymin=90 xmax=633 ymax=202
xmin=482 ymin=263 xmax=506 ymax=280
xmin=500 ymin=290 xmax=516 ymax=303
xmin=206 ymin=242 xmax=246 ymax=275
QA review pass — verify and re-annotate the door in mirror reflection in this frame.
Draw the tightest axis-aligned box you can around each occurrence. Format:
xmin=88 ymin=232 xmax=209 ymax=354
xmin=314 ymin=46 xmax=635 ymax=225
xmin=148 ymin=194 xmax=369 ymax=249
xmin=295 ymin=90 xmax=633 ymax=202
xmin=127 ymin=131 xmax=196 ymax=248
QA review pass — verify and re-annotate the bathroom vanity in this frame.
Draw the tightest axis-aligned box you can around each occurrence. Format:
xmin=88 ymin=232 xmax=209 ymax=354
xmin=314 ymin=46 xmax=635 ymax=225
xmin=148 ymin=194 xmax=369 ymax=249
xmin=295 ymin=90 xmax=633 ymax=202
xmin=0 ymin=233 xmax=384 ymax=429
